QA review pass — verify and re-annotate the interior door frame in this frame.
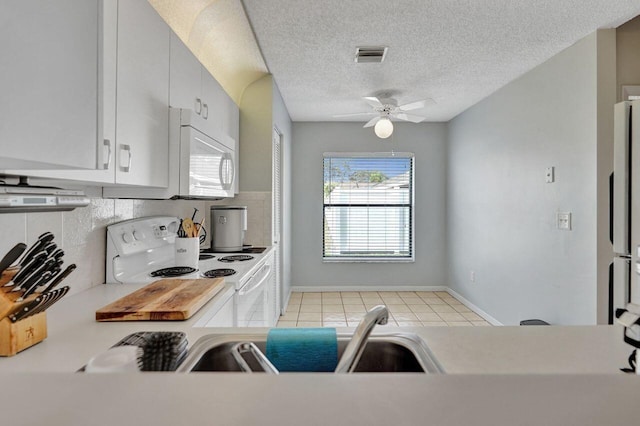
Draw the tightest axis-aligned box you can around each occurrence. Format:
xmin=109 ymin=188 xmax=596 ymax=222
xmin=272 ymin=126 xmax=283 ymax=315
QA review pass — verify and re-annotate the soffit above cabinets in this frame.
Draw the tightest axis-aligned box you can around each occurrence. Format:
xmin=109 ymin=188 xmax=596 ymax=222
xmin=149 ymin=0 xmax=268 ymax=105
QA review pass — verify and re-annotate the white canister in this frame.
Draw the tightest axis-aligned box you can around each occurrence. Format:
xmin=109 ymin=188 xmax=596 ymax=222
xmin=211 ymin=206 xmax=247 ymax=252
xmin=175 ymin=237 xmax=200 ymax=269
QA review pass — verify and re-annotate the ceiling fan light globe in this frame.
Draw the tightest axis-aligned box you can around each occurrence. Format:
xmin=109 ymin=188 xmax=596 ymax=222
xmin=374 ymin=118 xmax=394 ymax=138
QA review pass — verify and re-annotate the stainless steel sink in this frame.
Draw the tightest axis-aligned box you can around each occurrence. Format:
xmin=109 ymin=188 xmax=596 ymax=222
xmin=177 ymin=332 xmax=444 ymax=373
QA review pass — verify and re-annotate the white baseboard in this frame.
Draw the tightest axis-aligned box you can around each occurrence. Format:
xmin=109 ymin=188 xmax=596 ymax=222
xmin=290 ymin=285 xmax=449 ymax=293
xmin=444 ymin=288 xmax=503 ymax=326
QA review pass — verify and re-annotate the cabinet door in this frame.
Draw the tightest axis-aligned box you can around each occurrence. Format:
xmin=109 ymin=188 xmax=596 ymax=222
xmin=201 ymin=70 xmax=226 ymax=136
xmin=115 ymin=0 xmax=170 ymax=187
xmin=204 ymin=295 xmax=234 ymax=327
xmin=0 ymin=0 xmax=99 ymax=170
xmin=225 ymin=95 xmax=240 ymax=143
xmin=169 ymin=33 xmax=203 ymax=112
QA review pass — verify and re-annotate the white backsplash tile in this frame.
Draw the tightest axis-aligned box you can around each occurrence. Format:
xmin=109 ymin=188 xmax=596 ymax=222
xmin=0 ymin=213 xmax=26 ymax=256
xmin=62 ymin=200 xmax=93 ymax=247
xmin=26 ymin=212 xmax=63 ymax=246
xmin=0 ymin=192 xmax=271 ymax=294
xmin=207 ymin=191 xmax=272 ymax=247
xmin=113 ymin=199 xmax=134 ymax=222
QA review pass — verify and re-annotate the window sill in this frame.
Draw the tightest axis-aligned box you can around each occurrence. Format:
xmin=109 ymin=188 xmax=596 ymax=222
xmin=322 ymin=257 xmax=415 ymax=264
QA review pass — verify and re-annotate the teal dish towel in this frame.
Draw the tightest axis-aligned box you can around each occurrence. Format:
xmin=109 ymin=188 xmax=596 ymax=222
xmin=266 ymin=328 xmax=338 ymax=372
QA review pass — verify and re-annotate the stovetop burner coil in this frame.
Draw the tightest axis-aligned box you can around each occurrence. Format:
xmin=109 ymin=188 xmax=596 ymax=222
xmin=203 ymin=268 xmax=237 ymax=278
xmin=149 ymin=266 xmax=197 ymax=277
xmin=218 ymin=255 xmax=255 ymax=263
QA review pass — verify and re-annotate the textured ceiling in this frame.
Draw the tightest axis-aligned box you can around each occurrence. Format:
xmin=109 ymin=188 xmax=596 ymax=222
xmin=241 ymin=0 xmax=640 ymax=122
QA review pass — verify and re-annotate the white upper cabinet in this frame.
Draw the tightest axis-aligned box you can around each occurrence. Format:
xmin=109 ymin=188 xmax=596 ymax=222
xmin=2 ymin=0 xmax=170 ymax=188
xmin=114 ymin=0 xmax=170 ymax=187
xmin=0 ymin=0 xmax=99 ymax=170
xmin=169 ymin=34 xmax=203 ymax=114
xmin=2 ymin=0 xmax=238 ymax=195
xmin=169 ymin=34 xmax=238 ymax=142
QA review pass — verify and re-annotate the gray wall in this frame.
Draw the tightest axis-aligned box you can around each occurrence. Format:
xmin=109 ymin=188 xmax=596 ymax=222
xmin=239 ymin=74 xmax=293 ymax=308
xmin=291 ymin=122 xmax=447 ymax=289
xmin=239 ymin=75 xmax=273 ymax=192
xmin=447 ymin=31 xmax=615 ymax=325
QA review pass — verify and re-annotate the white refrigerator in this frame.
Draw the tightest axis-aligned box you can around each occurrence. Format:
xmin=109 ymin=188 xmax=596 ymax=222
xmin=611 ymin=100 xmax=640 ymax=323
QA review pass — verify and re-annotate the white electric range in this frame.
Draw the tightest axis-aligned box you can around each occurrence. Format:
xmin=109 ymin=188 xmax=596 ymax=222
xmin=105 ymin=216 xmax=274 ymax=327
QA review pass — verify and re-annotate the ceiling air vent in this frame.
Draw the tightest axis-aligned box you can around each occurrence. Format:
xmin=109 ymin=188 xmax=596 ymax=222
xmin=354 ymin=46 xmax=388 ymax=63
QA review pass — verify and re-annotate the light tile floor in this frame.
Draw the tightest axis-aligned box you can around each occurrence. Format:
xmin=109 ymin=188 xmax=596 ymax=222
xmin=277 ymin=291 xmax=492 ymax=327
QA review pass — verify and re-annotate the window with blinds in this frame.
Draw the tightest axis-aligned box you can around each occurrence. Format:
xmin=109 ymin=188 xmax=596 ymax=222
xmin=323 ymin=153 xmax=414 ymax=261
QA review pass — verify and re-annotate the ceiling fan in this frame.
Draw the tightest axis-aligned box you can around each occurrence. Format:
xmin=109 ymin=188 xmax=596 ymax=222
xmin=334 ymin=96 xmax=435 ymax=138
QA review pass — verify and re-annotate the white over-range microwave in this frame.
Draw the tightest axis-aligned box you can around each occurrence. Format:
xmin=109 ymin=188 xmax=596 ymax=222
xmin=174 ymin=108 xmax=236 ymax=199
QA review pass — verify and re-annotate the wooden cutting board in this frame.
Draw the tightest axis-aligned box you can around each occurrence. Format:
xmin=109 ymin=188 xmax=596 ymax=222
xmin=96 ymin=278 xmax=225 ymax=321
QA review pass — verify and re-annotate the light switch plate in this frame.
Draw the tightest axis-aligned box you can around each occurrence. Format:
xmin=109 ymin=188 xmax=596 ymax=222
xmin=545 ymin=167 xmax=555 ymax=183
xmin=557 ymin=212 xmax=571 ymax=230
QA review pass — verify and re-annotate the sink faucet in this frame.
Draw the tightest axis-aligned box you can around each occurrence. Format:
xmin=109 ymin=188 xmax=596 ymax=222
xmin=335 ymin=305 xmax=389 ymax=373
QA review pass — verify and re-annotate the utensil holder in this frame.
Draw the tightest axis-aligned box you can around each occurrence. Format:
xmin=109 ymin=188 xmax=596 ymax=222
xmin=0 ymin=269 xmax=48 ymax=356
xmin=174 ymin=237 xmax=200 ymax=269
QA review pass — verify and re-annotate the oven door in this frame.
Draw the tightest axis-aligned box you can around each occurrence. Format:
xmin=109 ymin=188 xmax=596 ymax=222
xmin=235 ymin=263 xmax=271 ymax=327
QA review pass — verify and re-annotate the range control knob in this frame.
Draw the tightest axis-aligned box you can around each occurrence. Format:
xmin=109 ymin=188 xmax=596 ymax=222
xmin=133 ymin=231 xmax=145 ymax=241
xmin=122 ymin=232 xmax=134 ymax=244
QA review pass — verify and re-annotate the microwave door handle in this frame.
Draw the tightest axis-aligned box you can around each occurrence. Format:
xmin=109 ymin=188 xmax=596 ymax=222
xmin=228 ymin=155 xmax=235 ymax=188
xmin=238 ymin=265 xmax=272 ymax=296
xmin=219 ymin=153 xmax=234 ymax=191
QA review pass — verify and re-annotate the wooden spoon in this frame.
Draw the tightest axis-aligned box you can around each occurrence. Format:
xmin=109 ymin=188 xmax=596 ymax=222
xmin=181 ymin=218 xmax=196 ymax=238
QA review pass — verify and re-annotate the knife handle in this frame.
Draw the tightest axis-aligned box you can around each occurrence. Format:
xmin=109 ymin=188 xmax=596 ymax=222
xmin=41 ymin=241 xmax=57 ymax=256
xmin=19 ymin=271 xmax=52 ymax=301
xmin=9 ymin=295 xmax=43 ymax=322
xmin=0 ymin=243 xmax=27 ymax=275
xmin=13 ymin=257 xmax=55 ymax=294
xmin=42 ymin=264 xmax=76 ymax=293
xmin=29 ymin=286 xmax=69 ymax=317
xmin=4 ymin=250 xmax=47 ymax=288
xmin=19 ymin=232 xmax=54 ymax=266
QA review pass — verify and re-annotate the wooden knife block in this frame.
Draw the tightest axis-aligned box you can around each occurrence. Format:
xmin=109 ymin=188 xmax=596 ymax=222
xmin=0 ymin=270 xmax=48 ymax=356
xmin=0 ymin=312 xmax=47 ymax=356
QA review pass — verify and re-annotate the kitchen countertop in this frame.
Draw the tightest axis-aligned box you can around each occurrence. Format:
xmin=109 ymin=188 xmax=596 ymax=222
xmin=1 ymin=283 xmax=639 ymax=425
xmin=0 ymin=278 xmax=631 ymax=374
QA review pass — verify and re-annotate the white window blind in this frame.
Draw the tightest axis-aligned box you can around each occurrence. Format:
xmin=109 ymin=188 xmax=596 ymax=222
xmin=323 ymin=153 xmax=414 ymax=261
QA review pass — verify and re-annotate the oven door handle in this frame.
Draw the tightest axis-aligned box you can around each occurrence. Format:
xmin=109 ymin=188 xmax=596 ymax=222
xmin=238 ymin=265 xmax=271 ymax=296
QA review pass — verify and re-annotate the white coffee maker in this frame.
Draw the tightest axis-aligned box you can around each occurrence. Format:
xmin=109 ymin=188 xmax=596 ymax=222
xmin=210 ymin=206 xmax=247 ymax=252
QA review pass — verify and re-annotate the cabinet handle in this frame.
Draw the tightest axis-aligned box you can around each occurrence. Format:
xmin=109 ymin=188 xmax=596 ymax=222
xmin=119 ymin=144 xmax=132 ymax=172
xmin=203 ymin=103 xmax=209 ymax=119
xmin=195 ymin=98 xmax=202 ymax=115
xmin=103 ymin=139 xmax=112 ymax=170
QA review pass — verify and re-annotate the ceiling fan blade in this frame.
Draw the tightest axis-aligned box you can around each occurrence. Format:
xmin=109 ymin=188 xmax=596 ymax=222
xmin=333 ymin=112 xmax=378 ymax=118
xmin=397 ymin=98 xmax=435 ymax=111
xmin=363 ymin=96 xmax=384 ymax=108
xmin=394 ymin=113 xmax=426 ymax=123
xmin=363 ymin=116 xmax=381 ymax=128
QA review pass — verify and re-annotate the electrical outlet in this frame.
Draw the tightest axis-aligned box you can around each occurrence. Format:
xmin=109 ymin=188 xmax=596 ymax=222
xmin=470 ymin=270 xmax=476 ymax=282
xmin=557 ymin=212 xmax=571 ymax=230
